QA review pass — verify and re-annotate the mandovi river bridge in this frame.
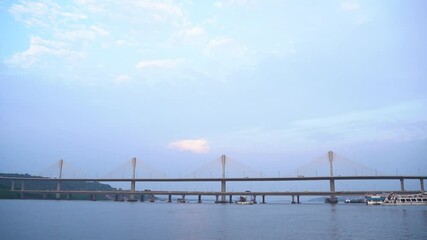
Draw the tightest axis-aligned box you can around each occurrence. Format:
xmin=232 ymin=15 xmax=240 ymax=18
xmin=2 ymin=151 xmax=425 ymax=204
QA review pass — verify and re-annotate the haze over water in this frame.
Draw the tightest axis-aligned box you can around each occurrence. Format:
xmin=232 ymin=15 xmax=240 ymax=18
xmin=1 ymin=200 xmax=426 ymax=240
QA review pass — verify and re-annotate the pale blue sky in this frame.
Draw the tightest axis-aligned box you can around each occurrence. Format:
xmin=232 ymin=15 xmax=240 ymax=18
xmin=0 ymin=0 xmax=426 ymax=179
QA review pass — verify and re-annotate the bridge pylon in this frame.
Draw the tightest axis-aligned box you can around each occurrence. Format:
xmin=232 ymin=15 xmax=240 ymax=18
xmin=129 ymin=157 xmax=137 ymax=201
xmin=56 ymin=159 xmax=63 ymax=199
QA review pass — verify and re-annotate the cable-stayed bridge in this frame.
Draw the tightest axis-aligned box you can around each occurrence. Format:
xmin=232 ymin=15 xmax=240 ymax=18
xmin=2 ymin=151 xmax=425 ymax=204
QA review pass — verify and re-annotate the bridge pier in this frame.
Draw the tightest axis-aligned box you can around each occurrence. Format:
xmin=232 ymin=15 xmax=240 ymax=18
xmin=167 ymin=195 xmax=172 ymax=203
xmin=130 ymin=158 xmax=137 ymax=202
xmin=181 ymin=195 xmax=186 ymax=203
xmin=56 ymin=181 xmax=61 ymax=200
xmin=297 ymin=195 xmax=300 ymax=204
xmin=20 ymin=181 xmax=25 ymax=199
xmin=229 ymin=195 xmax=233 ymax=203
xmin=220 ymin=154 xmax=227 ymax=203
xmin=43 ymin=193 xmax=47 ymax=199
xmin=215 ymin=195 xmax=219 ymax=203
xmin=198 ymin=195 xmax=202 ymax=203
xmin=291 ymin=195 xmax=296 ymax=204
xmin=66 ymin=194 xmax=71 ymax=200
xmin=328 ymin=151 xmax=337 ymax=204
xmin=140 ymin=194 xmax=145 ymax=202
xmin=91 ymin=194 xmax=96 ymax=201
xmin=11 ymin=180 xmax=15 ymax=191
xmin=262 ymin=195 xmax=266 ymax=204
xmin=400 ymin=178 xmax=405 ymax=191
xmin=421 ymin=179 xmax=425 ymax=192
xmin=253 ymin=195 xmax=257 ymax=204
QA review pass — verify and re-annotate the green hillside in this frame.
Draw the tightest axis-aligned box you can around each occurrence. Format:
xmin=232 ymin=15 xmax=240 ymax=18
xmin=0 ymin=173 xmax=116 ymax=200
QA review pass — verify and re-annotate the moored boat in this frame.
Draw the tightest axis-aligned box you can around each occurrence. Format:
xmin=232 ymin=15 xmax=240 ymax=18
xmin=235 ymin=195 xmax=254 ymax=205
xmin=366 ymin=194 xmax=386 ymax=205
xmin=383 ymin=192 xmax=427 ymax=206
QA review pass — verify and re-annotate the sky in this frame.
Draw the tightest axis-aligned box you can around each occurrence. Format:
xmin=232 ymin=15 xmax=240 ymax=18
xmin=0 ymin=0 xmax=426 ymax=181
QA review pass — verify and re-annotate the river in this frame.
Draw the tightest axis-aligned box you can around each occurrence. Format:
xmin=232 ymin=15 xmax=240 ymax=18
xmin=1 ymin=200 xmax=426 ymax=239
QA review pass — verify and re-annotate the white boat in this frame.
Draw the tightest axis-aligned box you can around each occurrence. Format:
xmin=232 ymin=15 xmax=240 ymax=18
xmin=383 ymin=192 xmax=427 ymax=206
xmin=344 ymin=199 xmax=351 ymax=203
xmin=366 ymin=194 xmax=386 ymax=205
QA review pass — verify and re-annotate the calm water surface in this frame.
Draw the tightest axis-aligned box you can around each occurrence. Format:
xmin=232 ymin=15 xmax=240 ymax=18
xmin=1 ymin=200 xmax=426 ymax=240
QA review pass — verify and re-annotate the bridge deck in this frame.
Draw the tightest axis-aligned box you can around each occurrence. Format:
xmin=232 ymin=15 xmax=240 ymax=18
xmin=13 ymin=189 xmax=423 ymax=196
xmin=1 ymin=175 xmax=425 ymax=182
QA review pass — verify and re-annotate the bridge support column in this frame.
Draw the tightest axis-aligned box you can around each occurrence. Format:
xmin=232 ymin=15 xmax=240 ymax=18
xmin=20 ymin=181 xmax=25 ymax=199
xmin=220 ymin=155 xmax=227 ymax=203
xmin=11 ymin=180 xmax=15 ymax=191
xmin=167 ymin=195 xmax=172 ymax=203
xmin=215 ymin=195 xmax=219 ymax=203
xmin=56 ymin=181 xmax=62 ymax=200
xmin=291 ymin=195 xmax=296 ymax=204
xmin=91 ymin=194 xmax=96 ymax=201
xmin=420 ymin=179 xmax=425 ymax=192
xmin=181 ymin=195 xmax=186 ymax=203
xmin=140 ymin=194 xmax=145 ymax=202
xmin=130 ymin=181 xmax=136 ymax=201
xmin=198 ymin=195 xmax=202 ymax=203
xmin=229 ymin=195 xmax=233 ymax=203
xmin=114 ymin=194 xmax=119 ymax=201
xmin=328 ymin=151 xmax=337 ymax=204
xmin=220 ymin=181 xmax=227 ymax=202
xmin=297 ymin=195 xmax=300 ymax=204
xmin=253 ymin=195 xmax=257 ymax=204
xmin=400 ymin=178 xmax=405 ymax=191
xmin=130 ymin=157 xmax=137 ymax=201
xmin=66 ymin=194 xmax=71 ymax=200
xmin=43 ymin=193 xmax=47 ymax=199
xmin=262 ymin=195 xmax=266 ymax=204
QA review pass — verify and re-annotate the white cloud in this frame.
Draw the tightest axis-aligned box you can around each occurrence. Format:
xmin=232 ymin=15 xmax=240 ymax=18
xmin=207 ymin=37 xmax=233 ymax=49
xmin=168 ymin=139 xmax=210 ymax=154
xmin=214 ymin=0 xmax=256 ymax=8
xmin=6 ymin=36 xmax=84 ymax=68
xmin=205 ymin=37 xmax=248 ymax=57
xmin=214 ymin=101 xmax=427 ymax=153
xmin=182 ymin=26 xmax=205 ymax=37
xmin=9 ymin=0 xmax=86 ymax=28
xmin=133 ymin=1 xmax=183 ymax=18
xmin=341 ymin=1 xmax=360 ymax=11
xmin=55 ymin=25 xmax=109 ymax=42
xmin=112 ymin=75 xmax=132 ymax=85
xmin=136 ymin=59 xmax=183 ymax=70
xmin=115 ymin=39 xmax=137 ymax=47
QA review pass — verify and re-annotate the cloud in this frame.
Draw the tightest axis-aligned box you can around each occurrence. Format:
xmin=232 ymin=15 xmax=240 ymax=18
xmin=341 ymin=1 xmax=360 ymax=11
xmin=213 ymin=101 xmax=427 ymax=153
xmin=168 ymin=139 xmax=210 ymax=154
xmin=9 ymin=0 xmax=86 ymax=28
xmin=214 ymin=0 xmax=256 ymax=8
xmin=112 ymin=75 xmax=132 ymax=85
xmin=133 ymin=1 xmax=184 ymax=18
xmin=207 ymin=37 xmax=233 ymax=49
xmin=136 ymin=59 xmax=183 ymax=70
xmin=205 ymin=37 xmax=248 ymax=57
xmin=6 ymin=36 xmax=84 ymax=68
